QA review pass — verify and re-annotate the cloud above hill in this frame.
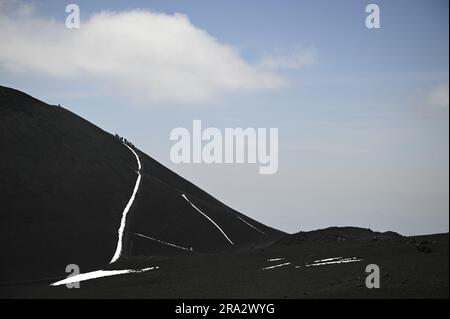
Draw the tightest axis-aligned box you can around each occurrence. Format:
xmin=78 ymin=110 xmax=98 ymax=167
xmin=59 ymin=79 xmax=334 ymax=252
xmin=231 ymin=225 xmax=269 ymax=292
xmin=0 ymin=2 xmax=315 ymax=104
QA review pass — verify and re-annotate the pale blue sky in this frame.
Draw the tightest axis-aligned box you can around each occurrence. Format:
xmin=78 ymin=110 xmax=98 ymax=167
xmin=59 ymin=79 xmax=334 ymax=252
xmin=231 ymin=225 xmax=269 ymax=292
xmin=1 ymin=0 xmax=448 ymax=235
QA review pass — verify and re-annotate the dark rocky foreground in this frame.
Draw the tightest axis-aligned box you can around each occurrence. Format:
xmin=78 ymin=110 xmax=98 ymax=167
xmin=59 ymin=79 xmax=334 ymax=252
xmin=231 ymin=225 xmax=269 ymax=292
xmin=1 ymin=230 xmax=448 ymax=298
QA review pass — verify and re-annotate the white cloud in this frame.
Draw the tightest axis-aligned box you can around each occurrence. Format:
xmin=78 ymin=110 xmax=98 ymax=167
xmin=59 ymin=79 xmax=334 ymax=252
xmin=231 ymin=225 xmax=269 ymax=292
xmin=0 ymin=3 xmax=291 ymax=104
xmin=427 ymin=82 xmax=449 ymax=108
xmin=260 ymin=48 xmax=318 ymax=70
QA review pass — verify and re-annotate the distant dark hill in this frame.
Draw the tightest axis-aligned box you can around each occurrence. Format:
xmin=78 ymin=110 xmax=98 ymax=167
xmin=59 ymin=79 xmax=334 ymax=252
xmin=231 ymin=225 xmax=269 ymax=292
xmin=275 ymin=227 xmax=403 ymax=246
xmin=0 ymin=86 xmax=283 ymax=283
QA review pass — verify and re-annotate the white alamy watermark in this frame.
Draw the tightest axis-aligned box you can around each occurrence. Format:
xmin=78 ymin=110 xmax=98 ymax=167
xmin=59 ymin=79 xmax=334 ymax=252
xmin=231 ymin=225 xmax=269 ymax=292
xmin=65 ymin=4 xmax=80 ymax=29
xmin=365 ymin=4 xmax=381 ymax=29
xmin=65 ymin=264 xmax=80 ymax=288
xmin=365 ymin=264 xmax=380 ymax=289
xmin=170 ymin=120 xmax=279 ymax=174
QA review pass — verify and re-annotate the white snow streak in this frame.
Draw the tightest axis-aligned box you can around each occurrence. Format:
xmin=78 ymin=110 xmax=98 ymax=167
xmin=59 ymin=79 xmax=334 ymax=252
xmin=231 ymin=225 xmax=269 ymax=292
xmin=110 ymin=143 xmax=142 ymax=264
xmin=236 ymin=215 xmax=266 ymax=235
xmin=181 ymin=194 xmax=234 ymax=245
xmin=313 ymin=257 xmax=343 ymax=263
xmin=135 ymin=233 xmax=192 ymax=252
xmin=305 ymin=257 xmax=363 ymax=267
xmin=262 ymin=262 xmax=291 ymax=270
xmin=50 ymin=267 xmax=158 ymax=287
xmin=267 ymin=258 xmax=285 ymax=262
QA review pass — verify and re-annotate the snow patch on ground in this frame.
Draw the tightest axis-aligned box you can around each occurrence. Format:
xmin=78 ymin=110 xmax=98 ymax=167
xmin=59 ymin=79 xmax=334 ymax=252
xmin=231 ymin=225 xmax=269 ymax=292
xmin=305 ymin=257 xmax=363 ymax=267
xmin=236 ymin=215 xmax=266 ymax=235
xmin=110 ymin=143 xmax=142 ymax=264
xmin=50 ymin=267 xmax=158 ymax=287
xmin=262 ymin=262 xmax=291 ymax=270
xmin=182 ymin=194 xmax=234 ymax=245
xmin=313 ymin=257 xmax=343 ymax=263
xmin=135 ymin=233 xmax=192 ymax=252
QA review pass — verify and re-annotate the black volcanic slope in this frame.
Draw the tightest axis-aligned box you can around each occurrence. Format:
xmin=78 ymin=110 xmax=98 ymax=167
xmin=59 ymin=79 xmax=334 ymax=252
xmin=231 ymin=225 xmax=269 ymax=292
xmin=1 ymin=86 xmax=447 ymax=299
xmin=0 ymin=86 xmax=283 ymax=283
